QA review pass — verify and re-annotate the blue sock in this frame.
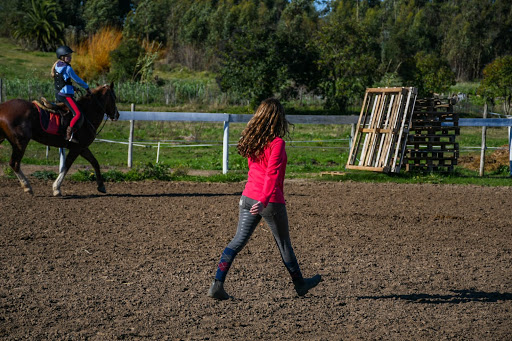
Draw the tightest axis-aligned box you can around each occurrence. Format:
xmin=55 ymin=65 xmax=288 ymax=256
xmin=215 ymin=247 xmax=236 ymax=282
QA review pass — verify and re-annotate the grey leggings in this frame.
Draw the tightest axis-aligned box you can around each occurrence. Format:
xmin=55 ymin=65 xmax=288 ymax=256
xmin=214 ymin=195 xmax=302 ymax=282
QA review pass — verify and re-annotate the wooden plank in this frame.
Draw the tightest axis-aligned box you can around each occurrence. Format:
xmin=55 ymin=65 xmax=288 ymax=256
xmin=346 ymin=164 xmax=386 ymax=172
xmin=359 ymin=93 xmax=379 ymax=166
xmin=359 ymin=128 xmax=393 ymax=133
xmin=347 ymin=90 xmax=370 ymax=166
xmin=375 ymin=94 xmax=397 ymax=166
xmin=392 ymin=88 xmax=417 ymax=172
xmin=367 ymin=92 xmax=388 ymax=166
xmin=365 ymin=87 xmax=407 ymax=93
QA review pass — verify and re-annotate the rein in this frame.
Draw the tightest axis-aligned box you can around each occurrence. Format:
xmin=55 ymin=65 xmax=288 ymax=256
xmin=83 ymin=87 xmax=116 ymax=137
xmin=94 ymin=115 xmax=109 ymax=137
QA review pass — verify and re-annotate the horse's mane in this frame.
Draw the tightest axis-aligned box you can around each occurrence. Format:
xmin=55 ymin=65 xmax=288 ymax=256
xmin=76 ymin=84 xmax=108 ymax=107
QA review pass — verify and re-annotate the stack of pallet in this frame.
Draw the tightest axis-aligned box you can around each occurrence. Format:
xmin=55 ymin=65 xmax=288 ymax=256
xmin=404 ymin=98 xmax=459 ymax=172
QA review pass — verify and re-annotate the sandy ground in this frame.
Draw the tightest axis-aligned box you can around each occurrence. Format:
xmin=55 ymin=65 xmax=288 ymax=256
xmin=1 ymin=177 xmax=511 ymax=340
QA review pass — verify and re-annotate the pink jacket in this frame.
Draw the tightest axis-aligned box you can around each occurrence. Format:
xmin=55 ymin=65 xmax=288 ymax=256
xmin=242 ymin=137 xmax=287 ymax=206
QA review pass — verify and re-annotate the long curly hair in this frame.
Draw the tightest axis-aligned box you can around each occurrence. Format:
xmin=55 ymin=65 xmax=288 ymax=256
xmin=237 ymin=98 xmax=292 ymax=159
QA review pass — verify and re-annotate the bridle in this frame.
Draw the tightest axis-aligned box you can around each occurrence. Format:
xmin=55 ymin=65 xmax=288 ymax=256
xmin=85 ymin=85 xmax=119 ymax=137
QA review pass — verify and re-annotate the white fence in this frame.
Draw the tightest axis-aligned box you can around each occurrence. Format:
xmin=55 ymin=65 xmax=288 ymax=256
xmin=55 ymin=111 xmax=512 ymax=176
xmin=115 ymin=111 xmax=512 ymax=175
xmin=117 ymin=110 xmax=360 ymax=174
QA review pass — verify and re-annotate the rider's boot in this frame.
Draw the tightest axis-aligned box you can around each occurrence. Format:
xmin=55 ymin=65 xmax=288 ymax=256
xmin=66 ymin=126 xmax=79 ymax=143
xmin=293 ymin=274 xmax=322 ymax=296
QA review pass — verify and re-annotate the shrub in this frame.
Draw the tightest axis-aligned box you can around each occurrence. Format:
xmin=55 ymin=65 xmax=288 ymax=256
xmin=102 ymin=169 xmax=126 ymax=182
xmin=31 ymin=170 xmax=58 ymax=180
xmin=2 ymin=166 xmax=15 ymax=179
xmin=73 ymin=27 xmax=122 ymax=81
xmin=109 ymin=39 xmax=144 ymax=82
xmin=70 ymin=169 xmax=96 ymax=181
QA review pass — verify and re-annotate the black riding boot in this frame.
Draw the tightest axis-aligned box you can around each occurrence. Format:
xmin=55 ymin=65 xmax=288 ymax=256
xmin=66 ymin=126 xmax=78 ymax=143
xmin=207 ymin=279 xmax=229 ymax=300
xmin=293 ymin=274 xmax=322 ymax=296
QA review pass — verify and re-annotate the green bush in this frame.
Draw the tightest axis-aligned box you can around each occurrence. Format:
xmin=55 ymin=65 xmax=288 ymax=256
xmin=102 ymin=169 xmax=127 ymax=182
xmin=109 ymin=39 xmax=145 ymax=82
xmin=3 ymin=166 xmax=15 ymax=179
xmin=31 ymin=170 xmax=58 ymax=180
xmin=70 ymin=169 xmax=96 ymax=181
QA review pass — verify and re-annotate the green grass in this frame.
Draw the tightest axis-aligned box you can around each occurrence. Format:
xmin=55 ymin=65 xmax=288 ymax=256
xmin=318 ymin=168 xmax=511 ymax=186
xmin=458 ymin=126 xmax=509 ymax=150
xmin=1 ymin=37 xmax=510 ymax=186
xmin=0 ymin=38 xmax=55 ymax=80
xmin=1 ymin=121 xmax=511 ymax=185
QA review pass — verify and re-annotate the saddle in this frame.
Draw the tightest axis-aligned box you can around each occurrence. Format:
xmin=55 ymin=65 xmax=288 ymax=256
xmin=33 ymin=97 xmax=70 ymax=115
xmin=33 ymin=98 xmax=71 ymax=136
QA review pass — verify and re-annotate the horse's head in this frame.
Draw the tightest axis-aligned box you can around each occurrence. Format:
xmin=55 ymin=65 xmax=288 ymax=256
xmin=91 ymin=82 xmax=120 ymax=121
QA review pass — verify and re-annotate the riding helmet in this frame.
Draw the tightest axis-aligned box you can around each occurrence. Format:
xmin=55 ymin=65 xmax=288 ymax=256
xmin=56 ymin=45 xmax=73 ymax=59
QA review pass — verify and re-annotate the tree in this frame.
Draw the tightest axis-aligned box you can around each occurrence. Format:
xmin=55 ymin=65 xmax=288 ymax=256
xmin=440 ymin=0 xmax=494 ymax=81
xmin=0 ymin=0 xmax=25 ymax=37
xmin=83 ymin=0 xmax=124 ymax=34
xmin=479 ymin=56 xmax=512 ymax=116
xmin=13 ymin=0 xmax=64 ymax=51
xmin=380 ymin=0 xmax=442 ymax=84
xmin=413 ymin=52 xmax=456 ymax=97
xmin=109 ymin=39 xmax=145 ymax=82
xmin=218 ymin=27 xmax=284 ymax=107
xmin=123 ymin=0 xmax=175 ymax=44
xmin=315 ymin=3 xmax=378 ymax=112
xmin=56 ymin=0 xmax=85 ymax=31
xmin=215 ymin=0 xmax=321 ymax=106
xmin=275 ymin=0 xmax=321 ymax=98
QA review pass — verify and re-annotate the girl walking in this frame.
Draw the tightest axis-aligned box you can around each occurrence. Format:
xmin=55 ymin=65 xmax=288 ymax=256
xmin=208 ymin=98 xmax=322 ymax=300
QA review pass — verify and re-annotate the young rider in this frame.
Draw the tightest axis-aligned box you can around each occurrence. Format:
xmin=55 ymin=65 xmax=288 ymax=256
xmin=51 ymin=45 xmax=91 ymax=143
xmin=207 ymin=98 xmax=322 ymax=300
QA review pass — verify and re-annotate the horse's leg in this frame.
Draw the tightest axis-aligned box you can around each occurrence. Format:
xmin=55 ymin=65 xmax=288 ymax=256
xmin=52 ymin=149 xmax=80 ymax=196
xmin=9 ymin=139 xmax=33 ymax=194
xmin=80 ymin=148 xmax=106 ymax=193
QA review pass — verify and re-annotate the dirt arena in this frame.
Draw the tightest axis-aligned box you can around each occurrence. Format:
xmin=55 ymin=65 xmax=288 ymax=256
xmin=1 ymin=177 xmax=511 ymax=340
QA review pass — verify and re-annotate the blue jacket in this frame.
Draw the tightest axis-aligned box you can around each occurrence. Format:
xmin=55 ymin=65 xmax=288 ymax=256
xmin=54 ymin=61 xmax=89 ymax=95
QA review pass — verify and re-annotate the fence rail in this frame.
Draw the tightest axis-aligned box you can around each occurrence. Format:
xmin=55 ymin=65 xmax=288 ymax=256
xmin=117 ymin=110 xmax=360 ymax=173
xmin=50 ymin=110 xmax=512 ymax=176
xmin=114 ymin=110 xmax=512 ymax=175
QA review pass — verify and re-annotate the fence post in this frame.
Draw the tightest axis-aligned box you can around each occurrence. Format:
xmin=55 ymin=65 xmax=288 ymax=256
xmin=479 ymin=103 xmax=488 ymax=177
xmin=128 ymin=103 xmax=135 ymax=168
xmin=222 ymin=118 xmax=230 ymax=174
xmin=349 ymin=123 xmax=356 ymax=153
xmin=509 ymin=124 xmax=512 ymax=177
xmin=156 ymin=142 xmax=161 ymax=163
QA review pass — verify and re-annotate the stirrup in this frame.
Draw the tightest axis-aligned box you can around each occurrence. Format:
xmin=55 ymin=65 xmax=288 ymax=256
xmin=68 ymin=132 xmax=79 ymax=143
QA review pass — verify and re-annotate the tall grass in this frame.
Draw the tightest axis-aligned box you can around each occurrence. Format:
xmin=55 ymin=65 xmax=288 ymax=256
xmin=73 ymin=27 xmax=122 ymax=81
xmin=2 ymin=77 xmax=246 ymax=107
xmin=3 ymin=78 xmax=55 ymax=101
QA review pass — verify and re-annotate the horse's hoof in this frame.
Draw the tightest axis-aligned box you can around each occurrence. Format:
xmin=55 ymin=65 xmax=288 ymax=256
xmin=53 ymin=190 xmax=62 ymax=197
xmin=24 ymin=187 xmax=33 ymax=195
xmin=97 ymin=185 xmax=106 ymax=193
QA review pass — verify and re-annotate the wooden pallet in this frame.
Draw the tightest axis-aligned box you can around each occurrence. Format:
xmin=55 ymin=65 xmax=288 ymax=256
xmin=320 ymin=171 xmax=346 ymax=177
xmin=404 ymin=98 xmax=460 ymax=173
xmin=346 ymin=87 xmax=418 ymax=173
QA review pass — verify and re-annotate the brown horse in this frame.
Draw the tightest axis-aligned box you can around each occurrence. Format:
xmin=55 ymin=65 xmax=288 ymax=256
xmin=0 ymin=83 xmax=120 ymax=196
